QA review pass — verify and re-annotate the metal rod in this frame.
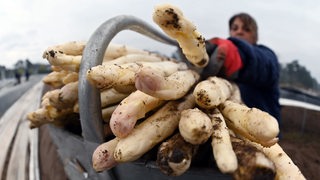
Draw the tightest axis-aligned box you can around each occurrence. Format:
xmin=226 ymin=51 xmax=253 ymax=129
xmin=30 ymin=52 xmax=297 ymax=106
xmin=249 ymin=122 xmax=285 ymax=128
xmin=79 ymin=15 xmax=178 ymax=143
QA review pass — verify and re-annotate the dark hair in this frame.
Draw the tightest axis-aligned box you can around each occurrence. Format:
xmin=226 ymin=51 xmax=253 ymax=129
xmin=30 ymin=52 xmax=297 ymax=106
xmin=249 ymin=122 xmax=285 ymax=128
xmin=229 ymin=13 xmax=258 ymax=43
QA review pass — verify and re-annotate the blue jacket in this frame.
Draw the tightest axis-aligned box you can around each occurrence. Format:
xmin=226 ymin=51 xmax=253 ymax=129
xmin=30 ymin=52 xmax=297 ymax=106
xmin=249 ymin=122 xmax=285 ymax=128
xmin=228 ymin=37 xmax=281 ymax=122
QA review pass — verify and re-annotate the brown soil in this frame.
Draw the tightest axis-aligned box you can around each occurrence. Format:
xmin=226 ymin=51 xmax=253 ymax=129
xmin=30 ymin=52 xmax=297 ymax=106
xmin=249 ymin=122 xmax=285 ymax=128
xmin=279 ymin=106 xmax=320 ymax=179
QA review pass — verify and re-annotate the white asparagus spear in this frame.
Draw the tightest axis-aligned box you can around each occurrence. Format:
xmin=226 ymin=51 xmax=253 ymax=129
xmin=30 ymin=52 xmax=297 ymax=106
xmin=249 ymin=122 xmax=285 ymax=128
xmin=103 ymin=43 xmax=151 ymax=61
xmin=219 ymin=100 xmax=279 ymax=147
xmin=27 ymin=105 xmax=73 ymax=128
xmin=153 ymin=3 xmax=208 ymax=67
xmin=100 ymin=88 xmax=129 ymax=108
xmin=102 ymin=53 xmax=167 ymax=66
xmin=42 ymin=89 xmax=57 ymax=102
xmin=101 ymin=105 xmax=117 ymax=122
xmin=72 ymin=91 xmax=126 ymax=115
xmin=58 ymin=81 xmax=78 ymax=107
xmin=42 ymin=71 xmax=69 ymax=87
xmin=208 ymin=108 xmax=238 ymax=173
xmin=42 ymin=42 xmax=151 ymax=72
xmin=27 ymin=108 xmax=52 ymax=128
xmin=112 ymin=84 xmax=137 ymax=94
xmin=249 ymin=142 xmax=306 ymax=180
xmin=73 ymin=101 xmax=79 ymax=113
xmin=193 ymin=76 xmax=233 ymax=109
xmin=114 ymin=95 xmax=195 ymax=162
xmin=41 ymin=95 xmax=51 ymax=109
xmin=228 ymin=82 xmax=242 ymax=103
xmin=45 ymin=82 xmax=78 ymax=109
xmin=92 ymin=138 xmax=119 ymax=172
xmin=50 ymin=65 xmax=64 ymax=72
xmin=87 ymin=61 xmax=187 ymax=90
xmin=51 ymin=64 xmax=80 ymax=72
xmin=43 ymin=42 xmax=148 ymax=62
xmin=62 ymin=72 xmax=79 ymax=84
xmin=45 ymin=105 xmax=73 ymax=120
xmin=87 ymin=63 xmax=135 ymax=90
xmin=179 ymin=108 xmax=213 ymax=145
xmin=109 ymin=90 xmax=165 ymax=138
xmin=43 ymin=41 xmax=86 ymax=56
xmin=135 ymin=67 xmax=199 ymax=100
xmin=44 ymin=50 xmax=82 ymax=67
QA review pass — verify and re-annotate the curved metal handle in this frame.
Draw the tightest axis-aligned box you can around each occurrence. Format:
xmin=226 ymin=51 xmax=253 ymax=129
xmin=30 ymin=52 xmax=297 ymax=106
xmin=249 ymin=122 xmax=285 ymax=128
xmin=79 ymin=15 xmax=178 ymax=143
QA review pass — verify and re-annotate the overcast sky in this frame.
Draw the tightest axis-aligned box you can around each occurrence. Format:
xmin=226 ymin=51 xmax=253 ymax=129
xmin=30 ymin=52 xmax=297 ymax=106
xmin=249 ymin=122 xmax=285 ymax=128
xmin=1 ymin=0 xmax=320 ymax=81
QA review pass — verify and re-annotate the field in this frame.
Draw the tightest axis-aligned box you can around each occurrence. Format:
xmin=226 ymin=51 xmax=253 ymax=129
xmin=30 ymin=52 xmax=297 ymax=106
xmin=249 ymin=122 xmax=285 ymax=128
xmin=279 ymin=106 xmax=320 ymax=179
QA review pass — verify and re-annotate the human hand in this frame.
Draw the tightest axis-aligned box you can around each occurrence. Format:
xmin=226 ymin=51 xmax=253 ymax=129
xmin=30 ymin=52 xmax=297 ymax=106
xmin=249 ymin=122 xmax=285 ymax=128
xmin=202 ymin=38 xmax=243 ymax=79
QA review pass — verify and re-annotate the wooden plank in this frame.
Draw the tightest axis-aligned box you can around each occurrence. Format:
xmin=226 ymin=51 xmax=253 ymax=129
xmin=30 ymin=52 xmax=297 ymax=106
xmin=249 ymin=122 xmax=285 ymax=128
xmin=29 ymin=128 xmax=40 ymax=180
xmin=6 ymin=120 xmax=29 ymax=180
xmin=0 ymin=82 xmax=43 ymax=180
xmin=0 ymin=82 xmax=43 ymax=136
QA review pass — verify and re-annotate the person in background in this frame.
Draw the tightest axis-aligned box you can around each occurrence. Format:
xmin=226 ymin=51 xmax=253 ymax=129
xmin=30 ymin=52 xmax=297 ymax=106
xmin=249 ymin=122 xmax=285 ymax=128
xmin=14 ymin=69 xmax=21 ymax=85
xmin=203 ymin=12 xmax=281 ymax=125
xmin=25 ymin=69 xmax=30 ymax=81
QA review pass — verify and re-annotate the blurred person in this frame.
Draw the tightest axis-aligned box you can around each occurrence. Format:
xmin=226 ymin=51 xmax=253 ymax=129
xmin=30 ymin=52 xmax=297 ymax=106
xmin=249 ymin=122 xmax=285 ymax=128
xmin=203 ymin=12 xmax=281 ymax=124
xmin=14 ymin=69 xmax=21 ymax=85
xmin=25 ymin=69 xmax=30 ymax=81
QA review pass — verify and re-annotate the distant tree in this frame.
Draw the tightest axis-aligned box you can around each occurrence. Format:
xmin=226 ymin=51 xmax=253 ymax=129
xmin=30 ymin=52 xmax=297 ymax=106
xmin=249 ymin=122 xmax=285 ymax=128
xmin=280 ymin=60 xmax=319 ymax=91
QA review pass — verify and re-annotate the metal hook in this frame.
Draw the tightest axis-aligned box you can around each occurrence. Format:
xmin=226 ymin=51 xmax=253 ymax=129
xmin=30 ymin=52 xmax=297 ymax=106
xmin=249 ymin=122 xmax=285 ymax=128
xmin=79 ymin=15 xmax=178 ymax=143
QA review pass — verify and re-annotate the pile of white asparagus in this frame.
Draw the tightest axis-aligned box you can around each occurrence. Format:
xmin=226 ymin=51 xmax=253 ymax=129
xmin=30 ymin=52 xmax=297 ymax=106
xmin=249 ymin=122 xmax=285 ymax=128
xmin=27 ymin=3 xmax=305 ymax=180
